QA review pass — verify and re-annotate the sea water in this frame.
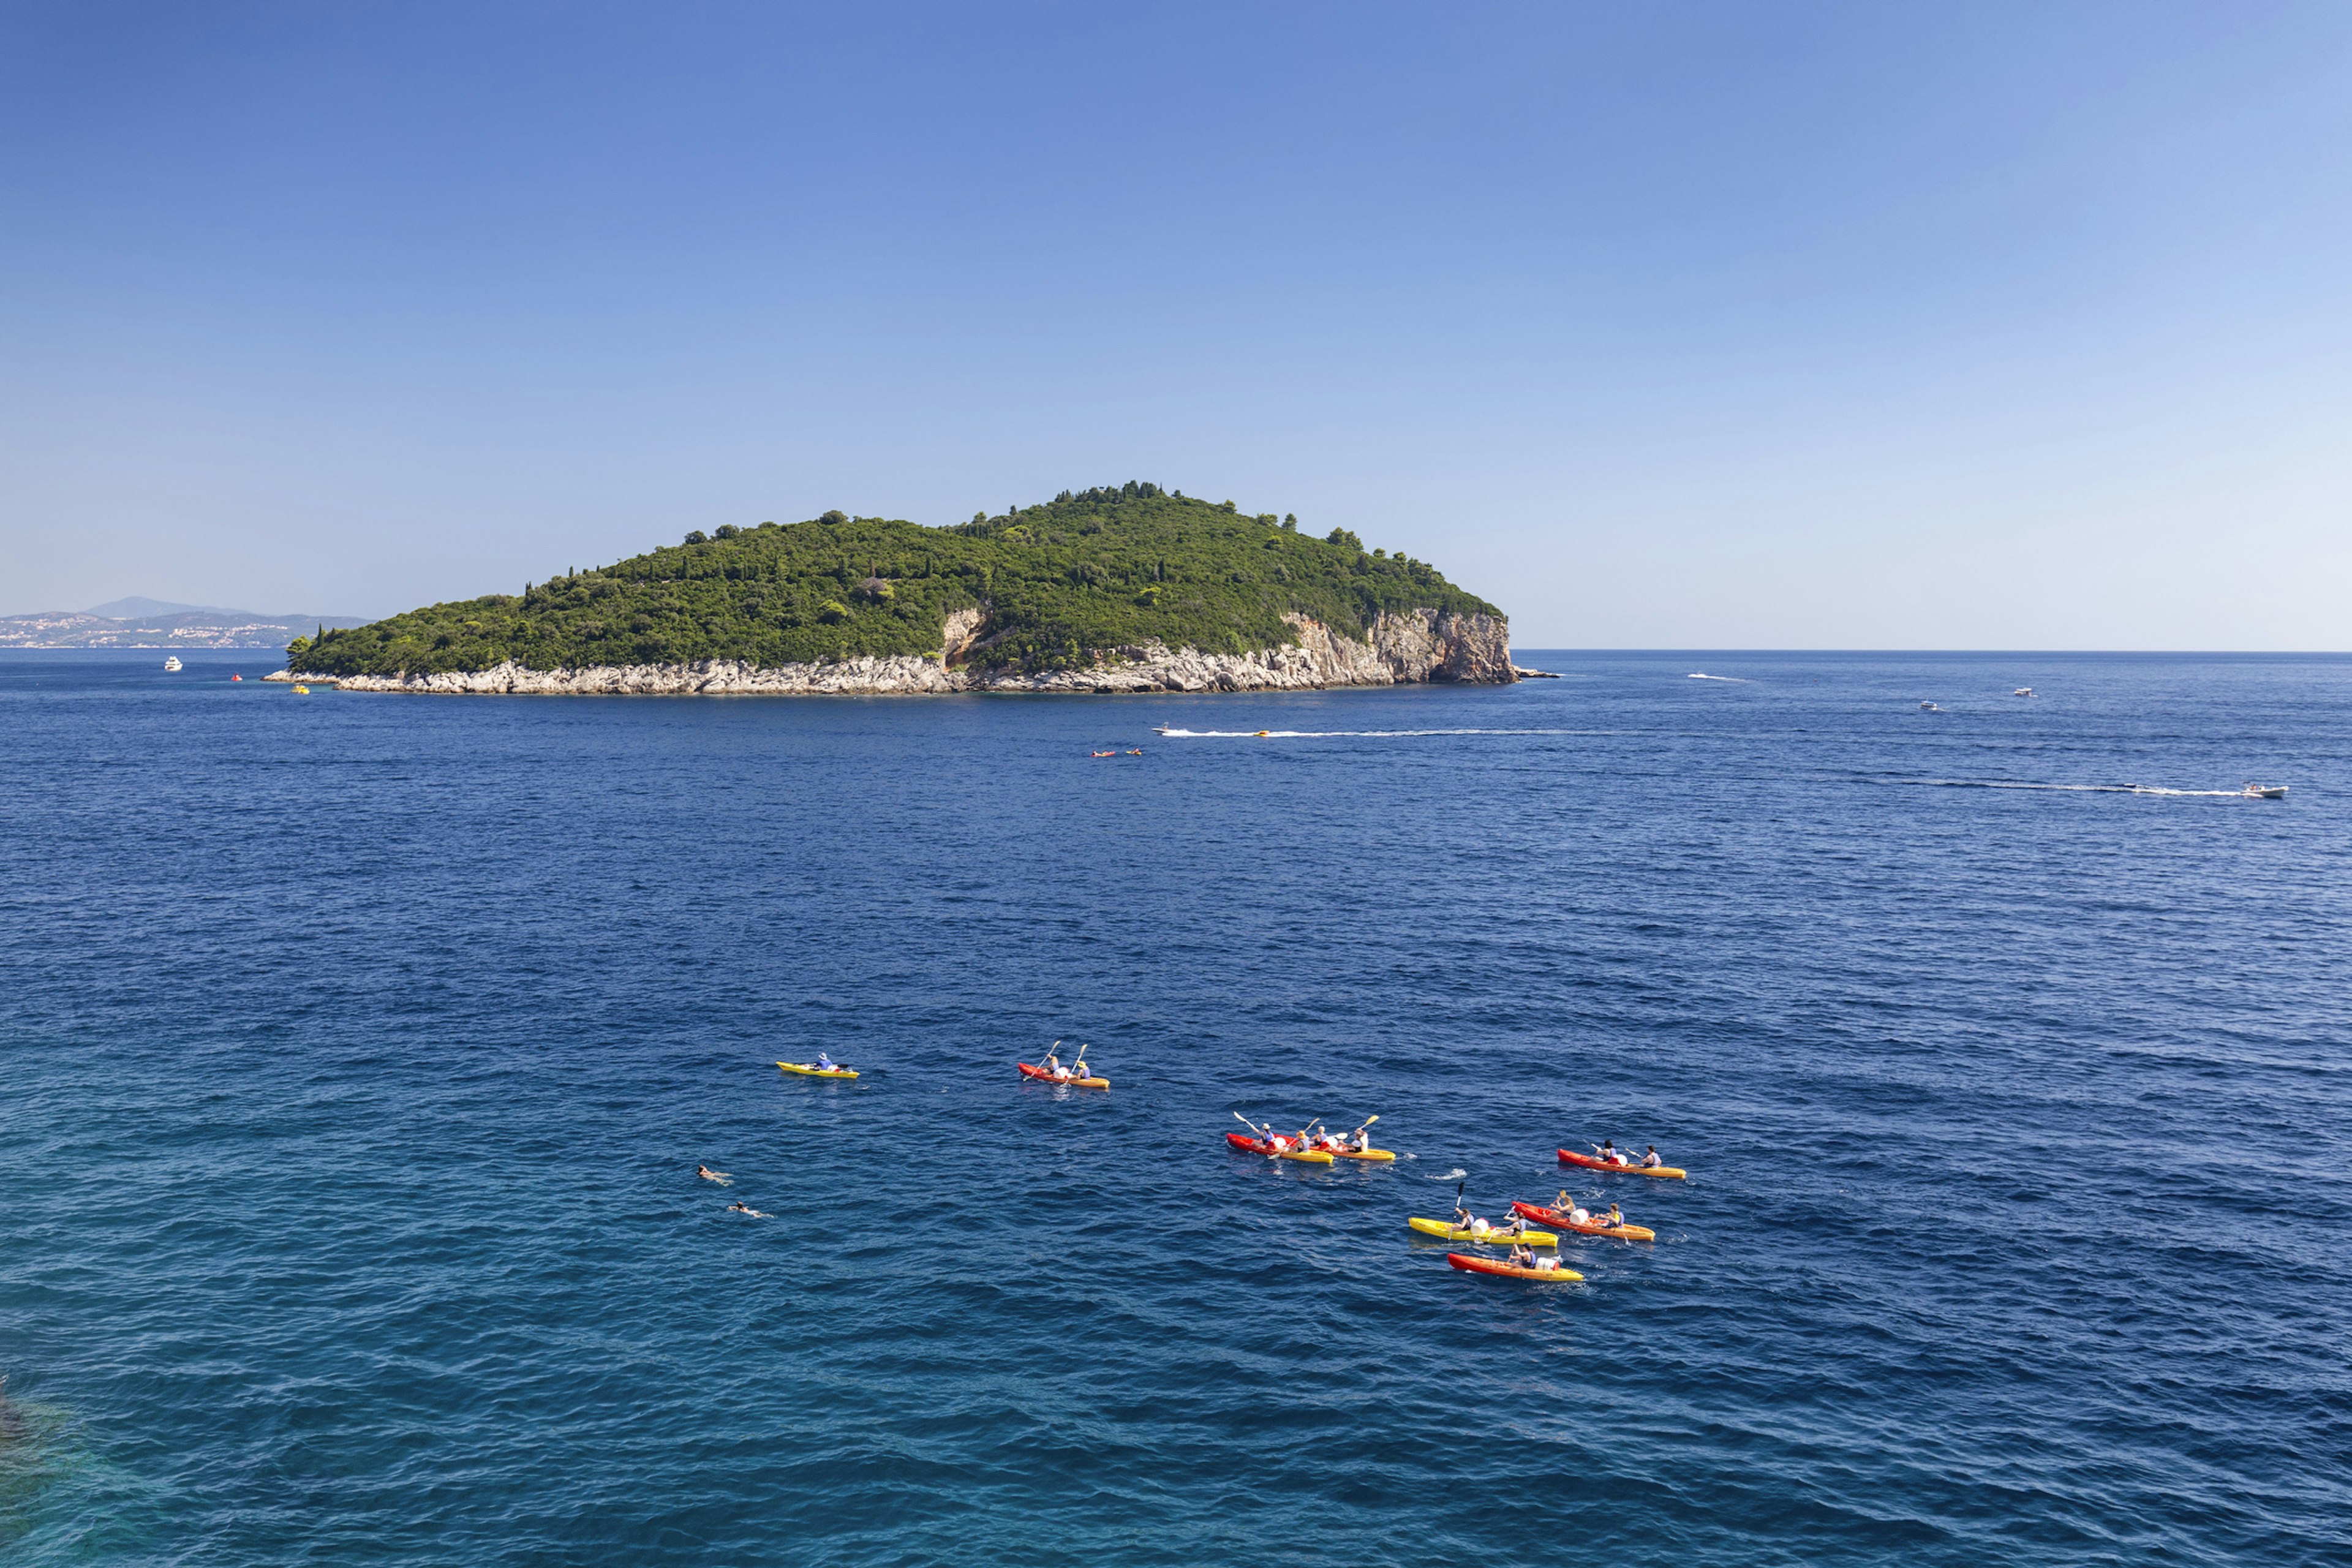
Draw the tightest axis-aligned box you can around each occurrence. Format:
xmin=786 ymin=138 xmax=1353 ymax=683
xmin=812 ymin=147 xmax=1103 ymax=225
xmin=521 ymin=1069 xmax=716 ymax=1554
xmin=2 ymin=649 xmax=2346 ymax=1566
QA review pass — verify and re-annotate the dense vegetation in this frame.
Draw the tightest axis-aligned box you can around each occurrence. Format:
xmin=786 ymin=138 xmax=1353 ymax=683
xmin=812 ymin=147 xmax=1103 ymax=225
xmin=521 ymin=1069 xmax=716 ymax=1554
xmin=289 ymin=483 xmax=1503 ymax=677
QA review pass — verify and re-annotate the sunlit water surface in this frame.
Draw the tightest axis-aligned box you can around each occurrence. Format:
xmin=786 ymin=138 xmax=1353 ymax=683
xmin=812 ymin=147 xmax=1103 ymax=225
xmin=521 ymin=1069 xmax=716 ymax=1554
xmin=3 ymin=649 xmax=2347 ymax=1566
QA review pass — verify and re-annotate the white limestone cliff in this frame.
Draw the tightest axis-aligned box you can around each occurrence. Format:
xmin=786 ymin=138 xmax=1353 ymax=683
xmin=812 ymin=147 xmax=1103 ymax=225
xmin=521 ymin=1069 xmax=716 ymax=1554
xmin=273 ymin=608 xmax=1515 ymax=695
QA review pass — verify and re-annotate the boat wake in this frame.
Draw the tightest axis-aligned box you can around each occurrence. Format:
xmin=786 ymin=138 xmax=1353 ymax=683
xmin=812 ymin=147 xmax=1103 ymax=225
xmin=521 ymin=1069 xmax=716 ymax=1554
xmin=1687 ymin=673 xmax=1749 ymax=682
xmin=1898 ymin=778 xmax=2247 ymax=798
xmin=1153 ymin=727 xmax=1607 ymax=739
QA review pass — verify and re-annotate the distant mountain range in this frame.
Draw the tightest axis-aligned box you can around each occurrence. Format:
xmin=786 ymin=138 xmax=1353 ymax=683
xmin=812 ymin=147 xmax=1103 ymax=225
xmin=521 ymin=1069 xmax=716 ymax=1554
xmin=0 ymin=598 xmax=368 ymax=650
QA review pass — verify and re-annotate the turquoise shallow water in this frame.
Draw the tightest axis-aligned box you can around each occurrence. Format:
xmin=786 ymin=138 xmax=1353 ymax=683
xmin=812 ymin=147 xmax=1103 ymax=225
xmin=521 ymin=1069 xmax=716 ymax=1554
xmin=2 ymin=649 xmax=2348 ymax=1566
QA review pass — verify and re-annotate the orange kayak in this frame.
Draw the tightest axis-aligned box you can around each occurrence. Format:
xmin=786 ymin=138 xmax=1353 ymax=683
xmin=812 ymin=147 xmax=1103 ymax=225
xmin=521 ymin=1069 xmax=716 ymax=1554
xmin=1559 ymin=1148 xmax=1685 ymax=1178
xmin=1510 ymin=1200 xmax=1654 ymax=1241
xmin=1448 ymin=1252 xmax=1583 ymax=1282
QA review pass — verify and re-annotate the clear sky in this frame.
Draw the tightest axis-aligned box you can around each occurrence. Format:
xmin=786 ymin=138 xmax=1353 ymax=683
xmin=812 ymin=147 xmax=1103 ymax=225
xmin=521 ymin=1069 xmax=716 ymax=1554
xmin=3 ymin=2 xmax=2347 ymax=646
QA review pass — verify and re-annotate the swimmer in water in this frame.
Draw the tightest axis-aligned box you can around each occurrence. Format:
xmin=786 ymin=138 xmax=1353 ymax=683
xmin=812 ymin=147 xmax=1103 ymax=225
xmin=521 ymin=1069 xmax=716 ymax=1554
xmin=697 ymin=1165 xmax=732 ymax=1185
xmin=725 ymin=1201 xmax=770 ymax=1217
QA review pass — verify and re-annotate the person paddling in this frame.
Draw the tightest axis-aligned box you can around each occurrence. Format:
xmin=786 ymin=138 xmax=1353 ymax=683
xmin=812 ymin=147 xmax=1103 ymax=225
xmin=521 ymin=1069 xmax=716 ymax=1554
xmin=1507 ymin=1242 xmax=1536 ymax=1268
xmin=1640 ymin=1145 xmax=1664 ymax=1169
xmin=1597 ymin=1138 xmax=1627 ymax=1166
xmin=814 ymin=1052 xmax=839 ymax=1072
xmin=1605 ymin=1203 xmax=1626 ymax=1230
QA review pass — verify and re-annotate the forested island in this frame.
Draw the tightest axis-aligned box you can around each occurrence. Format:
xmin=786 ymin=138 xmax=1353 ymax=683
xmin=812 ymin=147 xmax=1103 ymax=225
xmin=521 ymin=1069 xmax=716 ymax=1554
xmin=285 ymin=484 xmax=1516 ymax=694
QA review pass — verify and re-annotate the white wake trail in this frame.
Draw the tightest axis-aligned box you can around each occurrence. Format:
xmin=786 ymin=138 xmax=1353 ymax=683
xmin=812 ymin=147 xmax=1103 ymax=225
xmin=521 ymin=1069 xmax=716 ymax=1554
xmin=1153 ymin=726 xmax=1606 ymax=739
xmin=1901 ymin=778 xmax=2248 ymax=798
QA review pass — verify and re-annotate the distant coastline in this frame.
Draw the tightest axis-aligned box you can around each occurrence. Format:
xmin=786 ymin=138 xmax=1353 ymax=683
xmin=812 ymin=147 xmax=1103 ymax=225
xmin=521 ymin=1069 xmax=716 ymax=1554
xmin=2 ymin=598 xmax=365 ymax=651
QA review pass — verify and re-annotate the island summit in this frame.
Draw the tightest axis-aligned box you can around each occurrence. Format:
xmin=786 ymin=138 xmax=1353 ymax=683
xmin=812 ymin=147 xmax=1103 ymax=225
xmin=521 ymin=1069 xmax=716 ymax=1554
xmin=282 ymin=484 xmax=1517 ymax=695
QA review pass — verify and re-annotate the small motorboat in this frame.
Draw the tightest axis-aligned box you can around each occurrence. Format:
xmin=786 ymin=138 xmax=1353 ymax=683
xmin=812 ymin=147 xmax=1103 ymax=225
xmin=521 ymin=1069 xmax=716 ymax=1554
xmin=2013 ymin=687 xmax=2034 ymax=697
xmin=1153 ymin=724 xmax=1171 ymax=734
xmin=1254 ymin=729 xmax=1270 ymax=737
xmin=163 ymin=657 xmax=182 ymax=671
xmin=230 ymin=674 xmax=243 ymax=682
xmin=2242 ymin=783 xmax=2288 ymax=800
xmin=1919 ymin=701 xmax=1940 ymax=711
xmin=292 ymin=684 xmax=311 ymax=695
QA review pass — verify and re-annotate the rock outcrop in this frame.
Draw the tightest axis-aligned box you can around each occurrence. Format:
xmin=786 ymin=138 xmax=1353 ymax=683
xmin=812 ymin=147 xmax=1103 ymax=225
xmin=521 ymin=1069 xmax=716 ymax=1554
xmin=274 ymin=609 xmax=1515 ymax=695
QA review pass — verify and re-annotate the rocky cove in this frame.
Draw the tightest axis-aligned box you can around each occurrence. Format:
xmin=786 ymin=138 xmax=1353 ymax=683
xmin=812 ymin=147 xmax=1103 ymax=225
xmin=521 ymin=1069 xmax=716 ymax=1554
xmin=270 ymin=608 xmax=1517 ymax=695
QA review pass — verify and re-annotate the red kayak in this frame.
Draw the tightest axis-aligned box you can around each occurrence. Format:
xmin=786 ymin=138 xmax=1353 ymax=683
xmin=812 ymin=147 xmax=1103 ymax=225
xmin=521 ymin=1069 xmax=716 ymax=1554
xmin=1448 ymin=1252 xmax=1582 ymax=1281
xmin=1509 ymin=1200 xmax=1655 ymax=1241
xmin=1017 ymin=1061 xmax=1108 ymax=1088
xmin=1224 ymin=1132 xmax=1333 ymax=1163
xmin=1559 ymin=1148 xmax=1686 ymax=1179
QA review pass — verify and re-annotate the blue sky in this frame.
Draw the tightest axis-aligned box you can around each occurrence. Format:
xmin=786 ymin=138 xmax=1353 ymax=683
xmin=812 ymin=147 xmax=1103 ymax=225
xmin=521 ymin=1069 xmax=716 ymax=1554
xmin=3 ymin=2 xmax=2347 ymax=646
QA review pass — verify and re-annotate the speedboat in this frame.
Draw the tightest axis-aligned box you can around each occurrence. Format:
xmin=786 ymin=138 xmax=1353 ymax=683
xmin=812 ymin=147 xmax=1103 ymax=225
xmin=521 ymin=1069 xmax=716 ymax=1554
xmin=2242 ymin=783 xmax=2288 ymax=800
xmin=2013 ymin=687 xmax=2033 ymax=697
xmin=1919 ymin=701 xmax=1940 ymax=711
xmin=163 ymin=656 xmax=182 ymax=671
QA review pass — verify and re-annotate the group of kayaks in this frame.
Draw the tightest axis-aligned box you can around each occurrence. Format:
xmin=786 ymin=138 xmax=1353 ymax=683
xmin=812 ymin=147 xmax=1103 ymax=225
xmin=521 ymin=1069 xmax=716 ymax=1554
xmin=1225 ymin=1121 xmax=1689 ymax=1286
xmin=780 ymin=1049 xmax=1687 ymax=1291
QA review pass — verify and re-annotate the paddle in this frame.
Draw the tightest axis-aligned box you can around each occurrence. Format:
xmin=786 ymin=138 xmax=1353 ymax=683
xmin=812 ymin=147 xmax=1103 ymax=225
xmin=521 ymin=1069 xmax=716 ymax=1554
xmin=1232 ymin=1110 xmax=1280 ymax=1152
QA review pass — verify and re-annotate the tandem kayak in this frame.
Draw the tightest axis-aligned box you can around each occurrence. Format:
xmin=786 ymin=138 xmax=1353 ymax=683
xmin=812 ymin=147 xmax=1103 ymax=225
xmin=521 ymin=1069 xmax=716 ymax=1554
xmin=1509 ymin=1200 xmax=1655 ymax=1241
xmin=1017 ymin=1062 xmax=1109 ymax=1088
xmin=1559 ymin=1149 xmax=1686 ymax=1178
xmin=1316 ymin=1143 xmax=1397 ymax=1161
xmin=1448 ymin=1252 xmax=1583 ymax=1282
xmin=1225 ymin=1133 xmax=1335 ymax=1164
xmin=1408 ymin=1218 xmax=1558 ymax=1247
xmin=777 ymin=1061 xmax=858 ymax=1079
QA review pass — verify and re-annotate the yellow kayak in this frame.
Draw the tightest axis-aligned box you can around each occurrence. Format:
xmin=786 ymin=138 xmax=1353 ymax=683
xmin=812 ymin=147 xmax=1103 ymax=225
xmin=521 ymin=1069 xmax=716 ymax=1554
xmin=1409 ymin=1218 xmax=1558 ymax=1247
xmin=1321 ymin=1145 xmax=1396 ymax=1161
xmin=777 ymin=1061 xmax=858 ymax=1079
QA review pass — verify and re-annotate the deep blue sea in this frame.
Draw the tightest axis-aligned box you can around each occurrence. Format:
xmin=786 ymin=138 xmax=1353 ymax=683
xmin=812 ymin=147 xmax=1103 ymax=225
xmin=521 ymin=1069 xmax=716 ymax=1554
xmin=3 ymin=649 xmax=2348 ymax=1566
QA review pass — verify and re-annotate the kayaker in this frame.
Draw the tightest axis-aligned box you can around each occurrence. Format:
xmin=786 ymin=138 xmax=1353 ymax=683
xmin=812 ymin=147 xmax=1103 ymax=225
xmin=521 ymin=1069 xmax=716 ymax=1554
xmin=1640 ymin=1145 xmax=1664 ymax=1169
xmin=1605 ymin=1204 xmax=1625 ymax=1229
xmin=1597 ymin=1139 xmax=1626 ymax=1166
xmin=1452 ymin=1204 xmax=1486 ymax=1234
xmin=1493 ymin=1214 xmax=1529 ymax=1238
xmin=1507 ymin=1243 xmax=1536 ymax=1268
xmin=1555 ymin=1189 xmax=1574 ymax=1212
xmin=814 ymin=1052 xmax=838 ymax=1072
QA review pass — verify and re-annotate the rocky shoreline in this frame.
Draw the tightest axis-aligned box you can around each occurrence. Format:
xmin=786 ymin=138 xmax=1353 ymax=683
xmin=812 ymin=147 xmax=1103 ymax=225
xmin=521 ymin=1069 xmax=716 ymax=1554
xmin=270 ymin=608 xmax=1515 ymax=695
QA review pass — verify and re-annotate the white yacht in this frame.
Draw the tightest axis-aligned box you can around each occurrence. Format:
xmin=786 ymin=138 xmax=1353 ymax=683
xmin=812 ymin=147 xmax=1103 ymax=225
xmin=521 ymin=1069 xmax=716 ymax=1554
xmin=162 ymin=657 xmax=182 ymax=672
